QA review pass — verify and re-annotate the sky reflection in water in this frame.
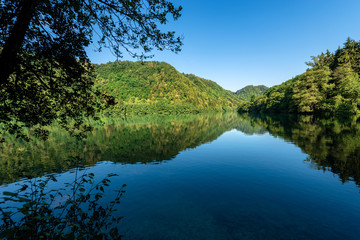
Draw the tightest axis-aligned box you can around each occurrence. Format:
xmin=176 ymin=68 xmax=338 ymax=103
xmin=1 ymin=113 xmax=360 ymax=239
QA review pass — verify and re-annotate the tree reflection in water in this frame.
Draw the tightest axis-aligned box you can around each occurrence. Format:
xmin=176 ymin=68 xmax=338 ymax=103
xmin=1 ymin=112 xmax=360 ymax=187
xmin=236 ymin=113 xmax=360 ymax=186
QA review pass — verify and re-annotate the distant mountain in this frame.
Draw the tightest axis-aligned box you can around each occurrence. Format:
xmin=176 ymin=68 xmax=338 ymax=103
xmin=235 ymin=85 xmax=268 ymax=101
xmin=95 ymin=61 xmax=240 ymax=115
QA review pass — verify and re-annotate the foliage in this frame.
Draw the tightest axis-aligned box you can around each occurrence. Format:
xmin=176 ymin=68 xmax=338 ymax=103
xmin=238 ymin=38 xmax=360 ymax=116
xmin=95 ymin=61 xmax=241 ymax=115
xmin=234 ymin=85 xmax=268 ymax=101
xmin=0 ymin=161 xmax=125 ymax=239
xmin=0 ymin=0 xmax=182 ymax=139
xmin=0 ymin=52 xmax=113 ymax=141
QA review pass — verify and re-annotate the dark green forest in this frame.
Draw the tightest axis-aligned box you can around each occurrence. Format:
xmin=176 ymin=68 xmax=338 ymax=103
xmin=238 ymin=38 xmax=360 ymax=116
xmin=95 ymin=61 xmax=241 ymax=115
xmin=235 ymin=85 xmax=268 ymax=101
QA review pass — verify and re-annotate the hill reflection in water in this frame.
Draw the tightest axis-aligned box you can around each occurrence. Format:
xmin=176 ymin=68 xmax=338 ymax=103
xmin=1 ymin=112 xmax=360 ymax=187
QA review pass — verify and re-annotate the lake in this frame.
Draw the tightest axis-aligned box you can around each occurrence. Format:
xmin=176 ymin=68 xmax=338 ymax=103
xmin=1 ymin=113 xmax=360 ymax=239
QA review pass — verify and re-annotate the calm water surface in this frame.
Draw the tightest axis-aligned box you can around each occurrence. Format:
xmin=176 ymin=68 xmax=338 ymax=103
xmin=1 ymin=113 xmax=360 ymax=239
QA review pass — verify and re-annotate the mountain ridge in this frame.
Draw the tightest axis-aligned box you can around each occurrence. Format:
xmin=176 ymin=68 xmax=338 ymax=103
xmin=235 ymin=85 xmax=268 ymax=101
xmin=95 ymin=61 xmax=242 ymax=115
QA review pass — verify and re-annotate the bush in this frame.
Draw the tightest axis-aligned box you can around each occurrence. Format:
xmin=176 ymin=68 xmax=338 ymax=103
xmin=0 ymin=162 xmax=125 ymax=239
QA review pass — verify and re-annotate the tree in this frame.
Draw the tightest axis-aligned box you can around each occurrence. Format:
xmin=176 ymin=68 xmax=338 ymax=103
xmin=331 ymin=63 xmax=360 ymax=114
xmin=0 ymin=0 xmax=182 ymax=139
xmin=291 ymin=67 xmax=332 ymax=113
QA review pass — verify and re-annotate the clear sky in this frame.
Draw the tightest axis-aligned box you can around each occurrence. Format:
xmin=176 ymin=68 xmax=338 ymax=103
xmin=87 ymin=0 xmax=360 ymax=92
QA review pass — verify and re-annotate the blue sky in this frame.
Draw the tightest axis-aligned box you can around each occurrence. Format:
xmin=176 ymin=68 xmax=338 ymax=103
xmin=87 ymin=0 xmax=360 ymax=91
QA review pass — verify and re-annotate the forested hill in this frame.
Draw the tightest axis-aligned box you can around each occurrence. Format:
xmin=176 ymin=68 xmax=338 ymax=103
xmin=238 ymin=38 xmax=360 ymax=116
xmin=95 ymin=61 xmax=240 ymax=115
xmin=235 ymin=85 xmax=268 ymax=101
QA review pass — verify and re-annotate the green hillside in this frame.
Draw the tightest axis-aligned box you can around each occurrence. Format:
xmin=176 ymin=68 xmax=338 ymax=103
xmin=238 ymin=38 xmax=360 ymax=116
xmin=95 ymin=61 xmax=240 ymax=115
xmin=235 ymin=85 xmax=268 ymax=101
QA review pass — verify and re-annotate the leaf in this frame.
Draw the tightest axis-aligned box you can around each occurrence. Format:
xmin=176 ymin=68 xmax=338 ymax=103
xmin=3 ymin=191 xmax=17 ymax=197
xmin=107 ymin=173 xmax=118 ymax=177
xmin=49 ymin=175 xmax=58 ymax=182
xmin=19 ymin=184 xmax=28 ymax=192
